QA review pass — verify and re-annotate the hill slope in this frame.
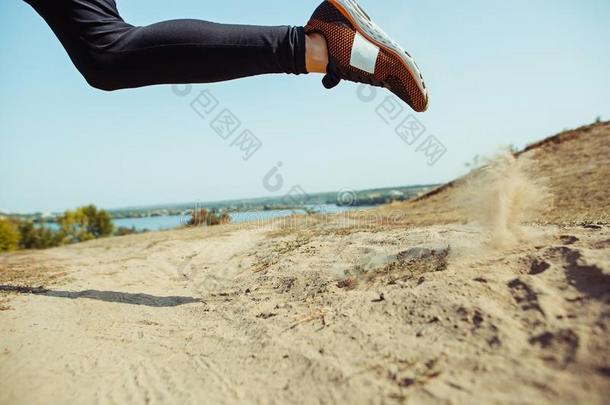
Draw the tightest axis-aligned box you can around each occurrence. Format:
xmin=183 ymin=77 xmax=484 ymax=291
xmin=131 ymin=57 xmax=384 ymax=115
xmin=382 ymin=121 xmax=610 ymax=225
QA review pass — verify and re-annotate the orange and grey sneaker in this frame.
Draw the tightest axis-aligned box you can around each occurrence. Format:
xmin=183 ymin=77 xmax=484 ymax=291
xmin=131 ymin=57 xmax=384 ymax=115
xmin=305 ymin=0 xmax=429 ymax=112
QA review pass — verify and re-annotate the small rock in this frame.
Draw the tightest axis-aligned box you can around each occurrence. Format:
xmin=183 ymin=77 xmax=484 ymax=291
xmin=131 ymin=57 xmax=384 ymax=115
xmin=372 ymin=293 xmax=385 ymax=303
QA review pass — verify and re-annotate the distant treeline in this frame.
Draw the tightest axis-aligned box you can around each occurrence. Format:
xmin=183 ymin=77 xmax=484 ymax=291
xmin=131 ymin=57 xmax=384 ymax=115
xmin=0 ymin=205 xmax=116 ymax=252
xmin=105 ymin=185 xmax=436 ymax=219
xmin=2 ymin=185 xmax=435 ymax=224
xmin=0 ymin=185 xmax=436 ymax=253
xmin=0 ymin=204 xmax=231 ymax=253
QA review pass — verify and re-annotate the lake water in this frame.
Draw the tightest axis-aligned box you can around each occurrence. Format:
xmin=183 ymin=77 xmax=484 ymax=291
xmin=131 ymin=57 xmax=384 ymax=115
xmin=112 ymin=204 xmax=369 ymax=232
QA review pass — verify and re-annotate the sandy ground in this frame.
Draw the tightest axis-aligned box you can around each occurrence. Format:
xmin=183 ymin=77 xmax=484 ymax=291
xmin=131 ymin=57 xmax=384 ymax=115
xmin=1 ymin=122 xmax=609 ymax=404
xmin=1 ymin=220 xmax=609 ymax=404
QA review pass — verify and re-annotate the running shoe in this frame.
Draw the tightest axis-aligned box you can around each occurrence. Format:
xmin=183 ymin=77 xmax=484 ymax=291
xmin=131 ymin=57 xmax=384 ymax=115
xmin=305 ymin=0 xmax=429 ymax=112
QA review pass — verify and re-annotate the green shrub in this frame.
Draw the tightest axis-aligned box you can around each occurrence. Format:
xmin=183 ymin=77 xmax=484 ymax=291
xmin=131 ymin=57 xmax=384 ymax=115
xmin=58 ymin=205 xmax=115 ymax=243
xmin=18 ymin=221 xmax=63 ymax=250
xmin=0 ymin=219 xmax=20 ymax=252
xmin=187 ymin=209 xmax=230 ymax=227
xmin=116 ymin=226 xmax=139 ymax=236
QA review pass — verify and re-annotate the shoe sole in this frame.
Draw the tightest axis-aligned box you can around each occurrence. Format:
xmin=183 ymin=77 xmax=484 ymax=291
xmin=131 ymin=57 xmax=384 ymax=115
xmin=327 ymin=0 xmax=429 ymax=111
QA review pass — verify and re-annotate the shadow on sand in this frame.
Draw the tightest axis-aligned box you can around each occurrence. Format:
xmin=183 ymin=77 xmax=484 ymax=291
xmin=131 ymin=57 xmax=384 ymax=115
xmin=0 ymin=285 xmax=201 ymax=307
xmin=555 ymin=247 xmax=610 ymax=300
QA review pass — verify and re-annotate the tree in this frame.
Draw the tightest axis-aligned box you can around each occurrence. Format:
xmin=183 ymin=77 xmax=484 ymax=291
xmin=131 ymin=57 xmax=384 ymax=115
xmin=18 ymin=221 xmax=62 ymax=250
xmin=58 ymin=205 xmax=114 ymax=243
xmin=79 ymin=205 xmax=114 ymax=238
xmin=0 ymin=219 xmax=20 ymax=252
xmin=59 ymin=209 xmax=91 ymax=243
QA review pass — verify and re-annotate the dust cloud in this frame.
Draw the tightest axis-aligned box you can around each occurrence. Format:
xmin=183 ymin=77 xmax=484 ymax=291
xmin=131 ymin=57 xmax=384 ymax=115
xmin=456 ymin=152 xmax=552 ymax=249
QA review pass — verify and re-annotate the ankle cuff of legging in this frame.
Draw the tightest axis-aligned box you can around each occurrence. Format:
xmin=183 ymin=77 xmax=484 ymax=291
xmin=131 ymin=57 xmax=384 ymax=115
xmin=292 ymin=26 xmax=308 ymax=75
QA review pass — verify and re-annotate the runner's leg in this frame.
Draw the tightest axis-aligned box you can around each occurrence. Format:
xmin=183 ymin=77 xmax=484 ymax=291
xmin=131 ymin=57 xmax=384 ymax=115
xmin=24 ymin=0 xmax=308 ymax=90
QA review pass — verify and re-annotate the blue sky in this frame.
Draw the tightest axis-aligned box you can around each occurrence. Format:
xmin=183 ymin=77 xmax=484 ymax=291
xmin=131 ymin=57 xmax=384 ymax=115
xmin=1 ymin=0 xmax=609 ymax=213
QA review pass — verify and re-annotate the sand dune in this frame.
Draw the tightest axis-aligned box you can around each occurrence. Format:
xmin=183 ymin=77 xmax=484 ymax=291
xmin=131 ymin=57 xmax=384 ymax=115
xmin=1 ymin=122 xmax=609 ymax=404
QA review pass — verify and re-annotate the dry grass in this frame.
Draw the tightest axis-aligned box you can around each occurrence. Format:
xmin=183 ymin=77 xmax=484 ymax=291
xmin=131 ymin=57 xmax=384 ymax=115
xmin=251 ymin=233 xmax=313 ymax=273
xmin=0 ymin=251 xmax=67 ymax=287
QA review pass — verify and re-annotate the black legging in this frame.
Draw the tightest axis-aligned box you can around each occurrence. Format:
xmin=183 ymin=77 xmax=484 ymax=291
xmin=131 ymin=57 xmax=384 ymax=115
xmin=24 ymin=0 xmax=308 ymax=91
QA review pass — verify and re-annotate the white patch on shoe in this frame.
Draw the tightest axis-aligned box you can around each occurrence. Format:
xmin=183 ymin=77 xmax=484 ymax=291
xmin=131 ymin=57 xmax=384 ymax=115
xmin=350 ymin=32 xmax=380 ymax=74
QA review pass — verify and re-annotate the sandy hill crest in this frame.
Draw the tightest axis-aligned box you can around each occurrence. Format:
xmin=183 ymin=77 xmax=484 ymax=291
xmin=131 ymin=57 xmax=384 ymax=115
xmin=382 ymin=120 xmax=610 ymax=226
